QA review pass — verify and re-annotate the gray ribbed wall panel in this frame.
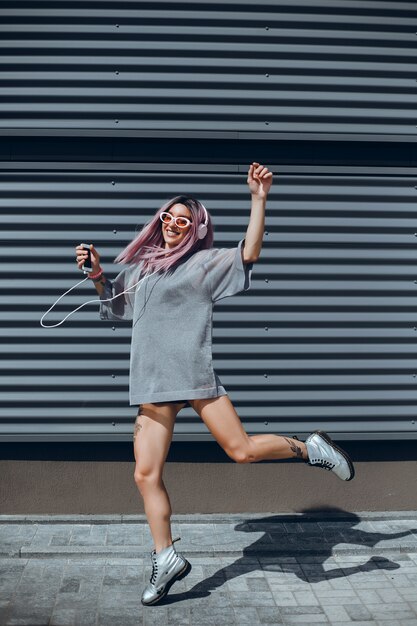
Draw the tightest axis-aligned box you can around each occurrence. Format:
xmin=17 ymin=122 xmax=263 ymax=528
xmin=1 ymin=164 xmax=417 ymax=441
xmin=0 ymin=0 xmax=416 ymax=140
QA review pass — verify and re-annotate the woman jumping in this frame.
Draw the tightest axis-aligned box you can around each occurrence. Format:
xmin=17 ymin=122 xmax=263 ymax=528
xmin=75 ymin=162 xmax=355 ymax=606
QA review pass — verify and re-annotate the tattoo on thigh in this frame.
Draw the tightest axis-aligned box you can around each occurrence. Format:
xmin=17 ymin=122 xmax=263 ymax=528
xmin=133 ymin=407 xmax=144 ymax=443
xmin=284 ymin=436 xmax=304 ymax=459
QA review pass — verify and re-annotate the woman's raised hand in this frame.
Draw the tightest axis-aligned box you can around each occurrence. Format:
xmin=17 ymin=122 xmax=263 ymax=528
xmin=75 ymin=243 xmax=101 ymax=273
xmin=247 ymin=162 xmax=273 ymax=198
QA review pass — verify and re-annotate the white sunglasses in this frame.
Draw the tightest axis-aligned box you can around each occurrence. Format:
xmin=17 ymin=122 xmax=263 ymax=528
xmin=160 ymin=211 xmax=192 ymax=229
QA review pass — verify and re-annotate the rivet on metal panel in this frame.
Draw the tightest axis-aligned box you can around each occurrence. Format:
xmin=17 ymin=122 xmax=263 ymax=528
xmin=112 ymin=422 xmax=116 ymax=425
xmin=265 ymin=121 xmax=269 ymax=125
xmin=111 ymin=181 xmax=115 ymax=185
xmin=264 ymin=374 xmax=268 ymax=378
xmin=111 ymin=374 xmax=116 ymax=378
xmin=116 ymin=24 xmax=119 ymax=28
xmin=115 ymin=119 xmax=119 ymax=123
xmin=265 ymin=74 xmax=269 ymax=77
xmin=265 ymin=278 xmax=269 ymax=283
xmin=264 ymin=421 xmax=269 ymax=425
xmin=115 ymin=70 xmax=119 ymax=75
xmin=112 ymin=326 xmax=116 ymax=331
xmin=265 ymin=26 xmax=269 ymax=30
xmin=113 ymin=229 xmax=117 ymax=233
xmin=265 ymin=231 xmax=269 ymax=235
xmin=264 ymin=327 xmax=268 ymax=331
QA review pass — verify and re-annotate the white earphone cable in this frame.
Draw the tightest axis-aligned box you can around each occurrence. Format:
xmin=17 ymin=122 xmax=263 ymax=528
xmin=40 ymin=269 xmax=160 ymax=328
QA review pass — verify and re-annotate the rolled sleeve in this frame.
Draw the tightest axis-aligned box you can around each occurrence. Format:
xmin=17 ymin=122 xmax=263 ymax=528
xmin=99 ymin=266 xmax=136 ymax=321
xmin=205 ymin=238 xmax=253 ymax=303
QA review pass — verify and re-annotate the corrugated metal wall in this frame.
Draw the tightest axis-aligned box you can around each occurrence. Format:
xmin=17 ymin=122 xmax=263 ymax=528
xmin=0 ymin=0 xmax=416 ymax=139
xmin=1 ymin=164 xmax=417 ymax=441
xmin=1 ymin=0 xmax=417 ymax=441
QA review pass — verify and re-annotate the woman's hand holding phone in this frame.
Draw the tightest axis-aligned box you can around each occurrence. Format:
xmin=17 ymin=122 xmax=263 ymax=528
xmin=75 ymin=243 xmax=101 ymax=274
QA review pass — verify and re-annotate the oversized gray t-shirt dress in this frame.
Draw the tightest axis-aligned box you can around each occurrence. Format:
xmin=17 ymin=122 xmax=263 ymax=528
xmin=98 ymin=238 xmax=254 ymax=405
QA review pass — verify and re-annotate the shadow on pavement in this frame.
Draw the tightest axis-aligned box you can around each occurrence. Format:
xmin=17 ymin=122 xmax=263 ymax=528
xmin=162 ymin=506 xmax=416 ymax=604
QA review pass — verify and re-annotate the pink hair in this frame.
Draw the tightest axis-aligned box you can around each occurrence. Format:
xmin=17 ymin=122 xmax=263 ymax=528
xmin=112 ymin=195 xmax=214 ymax=277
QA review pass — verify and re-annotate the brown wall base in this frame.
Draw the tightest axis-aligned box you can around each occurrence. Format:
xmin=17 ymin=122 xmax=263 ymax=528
xmin=1 ymin=445 xmax=416 ymax=514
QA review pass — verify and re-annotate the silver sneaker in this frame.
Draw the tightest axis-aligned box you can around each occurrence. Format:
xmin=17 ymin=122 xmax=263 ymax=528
xmin=141 ymin=536 xmax=191 ymax=606
xmin=305 ymin=430 xmax=355 ymax=481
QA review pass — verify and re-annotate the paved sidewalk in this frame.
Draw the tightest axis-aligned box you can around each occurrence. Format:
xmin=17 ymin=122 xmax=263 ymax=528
xmin=0 ymin=511 xmax=417 ymax=625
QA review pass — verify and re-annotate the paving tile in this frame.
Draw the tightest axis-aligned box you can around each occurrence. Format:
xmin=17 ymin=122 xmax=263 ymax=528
xmin=0 ymin=515 xmax=417 ymax=625
xmin=314 ymin=589 xmax=358 ymax=598
xmin=284 ymin=523 xmax=305 ymax=534
xmin=279 ymin=616 xmax=330 ymax=624
xmin=344 ymin=603 xmax=373 ymax=621
xmin=312 ymin=595 xmax=363 ymax=606
xmin=327 ymin=623 xmax=378 ymax=626
xmin=328 ymin=577 xmax=356 ymax=590
xmin=256 ymin=606 xmax=283 ymax=623
xmin=246 ymin=576 xmax=270 ymax=591
xmin=321 ymin=605 xmax=351 ymax=622
xmin=59 ymin=577 xmax=81 ymax=593
xmin=365 ymin=603 xmax=416 ymax=621
xmin=267 ymin=590 xmax=298 ymax=606
xmin=166 ymin=606 xmax=190 ymax=625
xmin=375 ymin=587 xmax=409 ymax=603
xmin=406 ymin=600 xmax=417 ymax=613
xmin=5 ymin=611 xmax=53 ymax=625
xmin=48 ymin=608 xmax=78 ymax=626
xmin=189 ymin=605 xmax=235 ymax=625
xmin=293 ymin=590 xmax=321 ymax=606
xmin=388 ymin=573 xmax=414 ymax=588
xmin=293 ymin=577 xmax=331 ymax=589
xmin=231 ymin=590 xmax=276 ymax=606
xmin=97 ymin=612 xmax=143 ymax=626
xmin=0 ymin=606 xmax=10 ymax=626
xmin=279 ymin=606 xmax=324 ymax=616
xmin=398 ymin=588 xmax=417 ymax=602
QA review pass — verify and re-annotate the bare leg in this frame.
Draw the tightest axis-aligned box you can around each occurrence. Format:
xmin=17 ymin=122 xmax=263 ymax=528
xmin=138 ymin=476 xmax=173 ymax=553
xmin=133 ymin=404 xmax=178 ymax=553
xmin=189 ymin=396 xmax=310 ymax=464
xmin=248 ymin=434 xmax=308 ymax=462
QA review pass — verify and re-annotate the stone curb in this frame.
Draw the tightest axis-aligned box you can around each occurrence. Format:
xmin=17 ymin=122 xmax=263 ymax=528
xmin=0 ymin=543 xmax=415 ymax=559
xmin=1 ymin=511 xmax=417 ymax=524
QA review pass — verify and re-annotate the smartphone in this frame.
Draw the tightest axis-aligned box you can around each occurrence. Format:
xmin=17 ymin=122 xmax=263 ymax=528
xmin=80 ymin=243 xmax=93 ymax=273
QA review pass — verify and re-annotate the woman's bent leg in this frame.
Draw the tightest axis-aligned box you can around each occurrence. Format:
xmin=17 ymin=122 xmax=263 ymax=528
xmin=133 ymin=403 xmax=179 ymax=553
xmin=188 ymin=396 xmax=354 ymax=481
xmin=189 ymin=396 xmax=308 ymax=463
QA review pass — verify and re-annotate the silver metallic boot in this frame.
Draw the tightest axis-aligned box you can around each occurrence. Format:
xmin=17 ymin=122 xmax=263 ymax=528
xmin=141 ymin=536 xmax=191 ymax=606
xmin=304 ymin=430 xmax=355 ymax=481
